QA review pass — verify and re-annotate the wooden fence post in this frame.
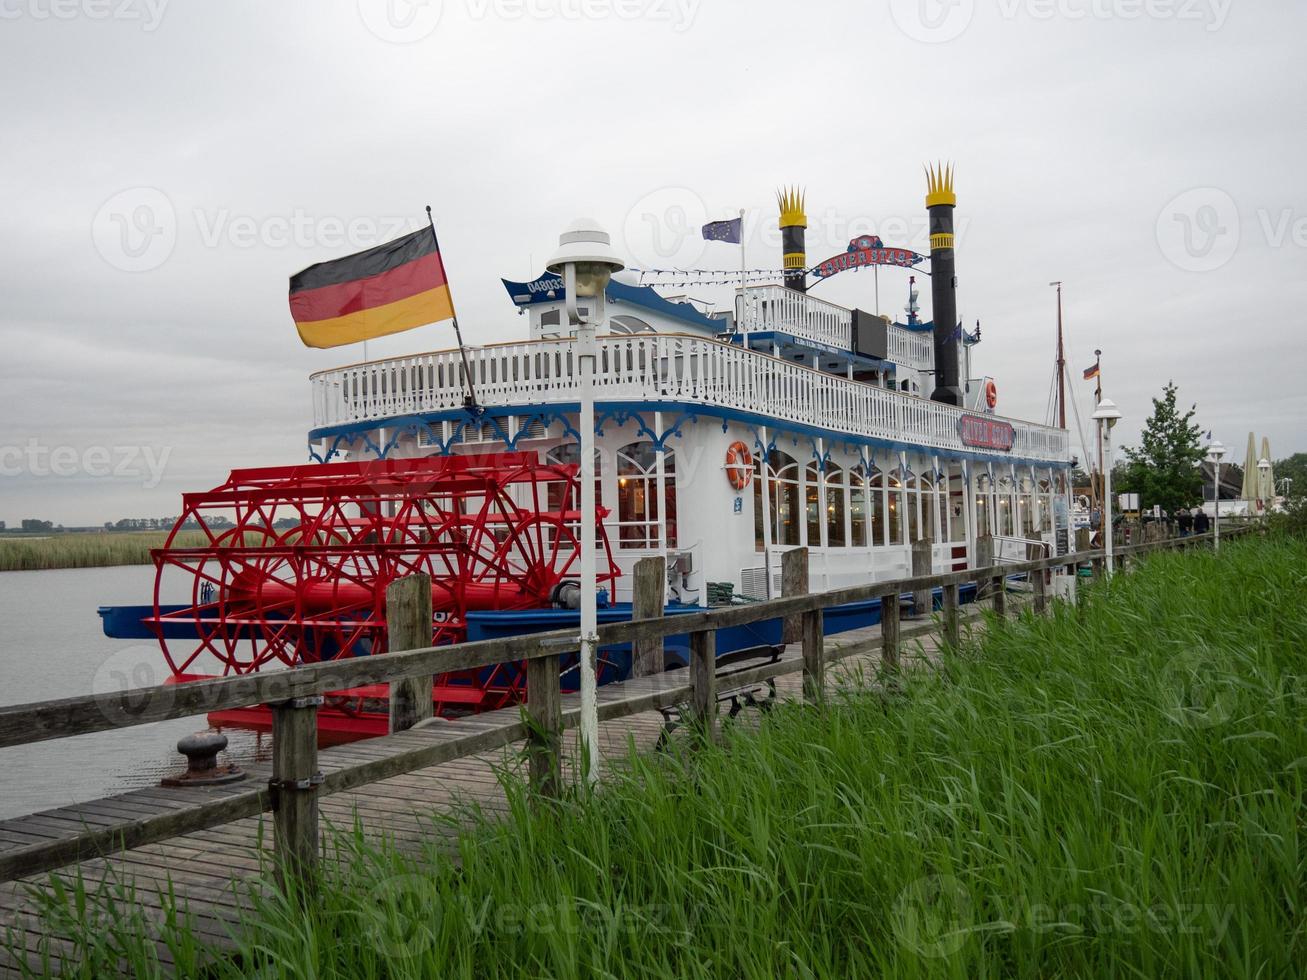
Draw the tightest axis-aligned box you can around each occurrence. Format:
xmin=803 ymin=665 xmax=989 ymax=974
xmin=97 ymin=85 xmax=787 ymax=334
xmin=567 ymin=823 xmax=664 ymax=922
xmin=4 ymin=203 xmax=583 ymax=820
xmin=1032 ymin=565 xmax=1048 ymax=615
xmin=991 ymin=570 xmax=1008 ymax=620
xmin=782 ymin=548 xmax=809 ymax=644
xmin=975 ymin=535 xmax=994 ymax=601
xmin=632 ymin=556 xmax=666 ymax=676
xmin=881 ymin=592 xmax=900 ymax=673
xmin=526 ymin=653 xmax=562 ymax=799
xmin=941 ymin=582 xmax=961 ymax=650
xmin=801 ymin=609 xmax=824 ymax=704
xmin=387 ymin=574 xmax=433 ymax=734
xmin=689 ymin=629 xmax=717 ymax=742
xmin=910 ymin=537 xmax=933 ymax=618
xmin=271 ymin=695 xmax=321 ymax=893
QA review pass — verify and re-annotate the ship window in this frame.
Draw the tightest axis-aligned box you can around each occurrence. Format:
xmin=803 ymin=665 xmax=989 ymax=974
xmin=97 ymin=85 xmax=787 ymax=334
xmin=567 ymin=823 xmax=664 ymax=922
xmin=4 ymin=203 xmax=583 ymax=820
xmin=976 ymin=473 xmax=992 ymax=538
xmin=887 ymin=470 xmax=902 ymax=546
xmin=765 ymin=451 xmax=801 ymax=547
xmin=998 ymin=476 xmax=1015 ymax=536
xmin=919 ymin=471 xmax=938 ymax=543
xmin=947 ymin=468 xmax=966 ymax=542
xmin=544 ymin=442 xmax=603 ymax=513
xmin=1039 ymin=478 xmax=1053 ymax=532
xmin=870 ymin=467 xmax=886 ymax=546
xmin=614 ymin=441 xmax=675 ymax=550
xmin=903 ymin=468 xmax=920 ymax=544
xmin=826 ymin=465 xmax=847 ymax=548
xmin=540 ymin=309 xmax=561 ymax=327
xmin=850 ymin=465 xmax=870 ymax=548
xmin=805 ymin=464 xmax=823 ymax=548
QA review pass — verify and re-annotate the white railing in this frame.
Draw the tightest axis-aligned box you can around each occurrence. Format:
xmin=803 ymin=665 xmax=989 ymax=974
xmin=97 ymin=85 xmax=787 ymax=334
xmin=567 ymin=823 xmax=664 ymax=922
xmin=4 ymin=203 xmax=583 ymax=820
xmin=737 ymin=284 xmax=934 ymax=373
xmin=310 ymin=334 xmax=1070 ymax=464
xmin=888 ymin=326 xmax=934 ymax=372
xmin=739 ymin=285 xmax=851 ymax=350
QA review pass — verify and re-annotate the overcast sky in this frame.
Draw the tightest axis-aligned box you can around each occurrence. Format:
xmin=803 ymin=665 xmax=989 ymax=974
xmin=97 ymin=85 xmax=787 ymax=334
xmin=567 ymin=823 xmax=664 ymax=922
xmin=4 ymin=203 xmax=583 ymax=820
xmin=1 ymin=0 xmax=1303 ymax=526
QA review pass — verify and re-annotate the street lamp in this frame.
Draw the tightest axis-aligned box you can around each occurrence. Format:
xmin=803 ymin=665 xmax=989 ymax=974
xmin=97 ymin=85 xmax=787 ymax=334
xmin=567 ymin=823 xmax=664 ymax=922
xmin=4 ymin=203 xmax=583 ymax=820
xmin=1257 ymin=457 xmax=1271 ymax=516
xmin=1091 ymin=398 xmax=1123 ymax=576
xmin=1207 ymin=441 xmax=1227 ymax=551
xmin=547 ymin=219 xmax=624 ymax=787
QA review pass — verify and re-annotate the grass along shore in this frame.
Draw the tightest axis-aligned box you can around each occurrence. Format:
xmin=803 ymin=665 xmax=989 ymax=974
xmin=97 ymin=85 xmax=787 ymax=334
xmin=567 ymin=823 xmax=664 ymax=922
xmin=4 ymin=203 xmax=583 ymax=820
xmin=10 ymin=534 xmax=1305 ymax=978
xmin=0 ymin=531 xmax=208 ymax=572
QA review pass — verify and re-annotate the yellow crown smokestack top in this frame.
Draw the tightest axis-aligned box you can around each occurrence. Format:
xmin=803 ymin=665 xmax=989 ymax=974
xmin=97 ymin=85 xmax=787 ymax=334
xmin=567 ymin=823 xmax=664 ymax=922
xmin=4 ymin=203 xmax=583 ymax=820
xmin=777 ymin=186 xmax=808 ymax=293
xmin=925 ymin=162 xmax=957 ymax=209
xmin=926 ymin=162 xmax=963 ymax=406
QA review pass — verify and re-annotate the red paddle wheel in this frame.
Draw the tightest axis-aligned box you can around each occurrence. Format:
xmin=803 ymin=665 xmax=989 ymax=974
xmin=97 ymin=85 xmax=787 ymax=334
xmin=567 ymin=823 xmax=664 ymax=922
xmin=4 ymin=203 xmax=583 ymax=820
xmin=149 ymin=452 xmax=619 ymax=731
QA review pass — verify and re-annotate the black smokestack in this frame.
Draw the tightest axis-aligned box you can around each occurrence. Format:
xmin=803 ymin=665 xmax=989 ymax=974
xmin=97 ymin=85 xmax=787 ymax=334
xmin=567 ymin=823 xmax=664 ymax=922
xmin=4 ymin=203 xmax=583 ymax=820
xmin=778 ymin=186 xmax=807 ymax=293
xmin=926 ymin=163 xmax=963 ymax=406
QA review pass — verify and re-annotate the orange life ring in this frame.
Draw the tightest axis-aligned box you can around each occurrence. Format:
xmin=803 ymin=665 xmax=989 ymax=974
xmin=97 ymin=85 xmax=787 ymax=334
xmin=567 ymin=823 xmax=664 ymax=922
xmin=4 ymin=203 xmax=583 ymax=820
xmin=725 ymin=441 xmax=753 ymax=491
xmin=984 ymin=379 xmax=998 ymax=410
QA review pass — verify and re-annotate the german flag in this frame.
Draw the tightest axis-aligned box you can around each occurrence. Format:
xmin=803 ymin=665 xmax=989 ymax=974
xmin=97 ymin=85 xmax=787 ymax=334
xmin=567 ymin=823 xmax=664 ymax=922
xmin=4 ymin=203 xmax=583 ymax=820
xmin=1083 ymin=363 xmax=1100 ymax=381
xmin=289 ymin=228 xmax=454 ymax=349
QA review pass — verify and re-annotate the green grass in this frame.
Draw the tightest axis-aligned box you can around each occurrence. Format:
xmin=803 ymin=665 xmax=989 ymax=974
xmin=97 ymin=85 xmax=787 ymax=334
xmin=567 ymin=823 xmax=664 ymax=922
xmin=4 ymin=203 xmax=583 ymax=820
xmin=8 ymin=535 xmax=1305 ymax=978
xmin=0 ymin=531 xmax=207 ymax=571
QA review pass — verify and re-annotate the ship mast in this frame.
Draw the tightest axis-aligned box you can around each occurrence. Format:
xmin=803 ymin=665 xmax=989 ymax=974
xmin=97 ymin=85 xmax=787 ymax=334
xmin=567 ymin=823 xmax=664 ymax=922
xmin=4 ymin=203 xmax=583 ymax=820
xmin=1051 ymin=281 xmax=1066 ymax=430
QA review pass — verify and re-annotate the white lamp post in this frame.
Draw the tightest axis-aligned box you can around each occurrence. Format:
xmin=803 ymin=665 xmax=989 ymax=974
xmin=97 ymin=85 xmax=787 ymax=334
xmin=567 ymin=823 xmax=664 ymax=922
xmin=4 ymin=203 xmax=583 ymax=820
xmin=1091 ymin=398 xmax=1123 ymax=576
xmin=1257 ymin=457 xmax=1271 ymax=517
xmin=1207 ymin=441 xmax=1227 ymax=551
xmin=547 ymin=219 xmax=624 ymax=787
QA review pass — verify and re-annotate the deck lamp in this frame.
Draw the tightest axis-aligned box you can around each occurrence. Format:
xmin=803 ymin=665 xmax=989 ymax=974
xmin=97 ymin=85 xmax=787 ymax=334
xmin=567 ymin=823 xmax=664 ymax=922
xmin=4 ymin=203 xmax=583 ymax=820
xmin=1207 ymin=441 xmax=1227 ymax=551
xmin=547 ymin=219 xmax=624 ymax=787
xmin=1091 ymin=398 xmax=1123 ymax=576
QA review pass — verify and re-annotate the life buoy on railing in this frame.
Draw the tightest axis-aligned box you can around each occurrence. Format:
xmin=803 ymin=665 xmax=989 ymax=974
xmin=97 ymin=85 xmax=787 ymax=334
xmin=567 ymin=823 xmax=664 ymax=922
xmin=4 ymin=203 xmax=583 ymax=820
xmin=725 ymin=441 xmax=753 ymax=491
xmin=984 ymin=379 xmax=998 ymax=410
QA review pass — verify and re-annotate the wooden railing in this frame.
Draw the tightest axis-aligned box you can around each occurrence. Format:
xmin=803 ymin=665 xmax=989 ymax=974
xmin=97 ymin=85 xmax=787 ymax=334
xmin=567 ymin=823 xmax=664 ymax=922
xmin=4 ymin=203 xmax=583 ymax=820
xmin=0 ymin=529 xmax=1246 ymax=888
xmin=309 ymin=334 xmax=1069 ymax=464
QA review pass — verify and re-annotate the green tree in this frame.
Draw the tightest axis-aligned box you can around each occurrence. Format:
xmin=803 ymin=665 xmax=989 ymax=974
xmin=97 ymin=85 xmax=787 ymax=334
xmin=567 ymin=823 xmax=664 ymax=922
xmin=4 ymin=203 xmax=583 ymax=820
xmin=1118 ymin=381 xmax=1205 ymax=514
xmin=1273 ymin=453 xmax=1307 ymax=501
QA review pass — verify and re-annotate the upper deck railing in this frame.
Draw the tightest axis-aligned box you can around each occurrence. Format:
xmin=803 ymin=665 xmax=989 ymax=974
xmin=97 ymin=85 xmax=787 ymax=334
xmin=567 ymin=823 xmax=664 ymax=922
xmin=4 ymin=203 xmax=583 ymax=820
xmin=737 ymin=285 xmax=934 ymax=373
xmin=310 ymin=334 xmax=1069 ymax=464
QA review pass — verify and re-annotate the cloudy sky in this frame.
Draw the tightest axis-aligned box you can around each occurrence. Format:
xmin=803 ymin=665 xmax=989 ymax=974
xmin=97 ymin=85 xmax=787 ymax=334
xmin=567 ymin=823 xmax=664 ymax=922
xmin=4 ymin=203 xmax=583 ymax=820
xmin=1 ymin=0 xmax=1302 ymax=527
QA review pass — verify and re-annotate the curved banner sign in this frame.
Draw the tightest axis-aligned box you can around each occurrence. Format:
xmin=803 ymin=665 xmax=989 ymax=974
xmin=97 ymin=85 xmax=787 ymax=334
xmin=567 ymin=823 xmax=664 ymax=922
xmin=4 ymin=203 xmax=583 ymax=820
xmin=958 ymin=414 xmax=1015 ymax=452
xmin=812 ymin=235 xmax=927 ymax=280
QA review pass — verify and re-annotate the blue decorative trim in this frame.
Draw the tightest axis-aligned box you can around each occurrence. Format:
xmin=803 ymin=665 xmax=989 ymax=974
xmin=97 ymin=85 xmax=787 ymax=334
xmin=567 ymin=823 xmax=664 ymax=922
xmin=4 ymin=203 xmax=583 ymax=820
xmin=308 ymin=399 xmax=1073 ymax=471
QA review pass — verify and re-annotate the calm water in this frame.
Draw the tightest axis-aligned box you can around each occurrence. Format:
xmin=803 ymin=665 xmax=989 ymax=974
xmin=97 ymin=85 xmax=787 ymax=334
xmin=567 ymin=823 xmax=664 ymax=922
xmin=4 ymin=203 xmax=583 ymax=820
xmin=0 ymin=566 xmax=270 ymax=820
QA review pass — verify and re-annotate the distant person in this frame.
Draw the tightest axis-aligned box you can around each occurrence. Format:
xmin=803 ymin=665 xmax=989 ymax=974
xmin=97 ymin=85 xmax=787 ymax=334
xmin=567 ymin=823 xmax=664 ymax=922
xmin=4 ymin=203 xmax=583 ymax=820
xmin=1194 ymin=508 xmax=1211 ymax=534
xmin=1177 ymin=509 xmax=1193 ymax=537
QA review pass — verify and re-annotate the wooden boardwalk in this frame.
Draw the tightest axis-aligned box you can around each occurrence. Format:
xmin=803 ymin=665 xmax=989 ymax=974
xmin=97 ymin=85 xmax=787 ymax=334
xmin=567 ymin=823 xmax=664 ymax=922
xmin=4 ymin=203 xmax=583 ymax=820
xmin=0 ymin=607 xmax=980 ymax=978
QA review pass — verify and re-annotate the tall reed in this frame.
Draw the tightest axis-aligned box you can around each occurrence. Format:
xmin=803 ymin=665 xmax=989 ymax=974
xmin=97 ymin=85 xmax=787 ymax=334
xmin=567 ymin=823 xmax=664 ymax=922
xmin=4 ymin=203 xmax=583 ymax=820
xmin=0 ymin=532 xmax=207 ymax=572
xmin=9 ymin=535 xmax=1304 ymax=978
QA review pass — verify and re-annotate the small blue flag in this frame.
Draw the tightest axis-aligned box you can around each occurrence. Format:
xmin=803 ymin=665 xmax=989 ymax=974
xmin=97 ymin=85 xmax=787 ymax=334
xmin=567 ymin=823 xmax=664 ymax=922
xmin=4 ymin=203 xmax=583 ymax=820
xmin=702 ymin=217 xmax=743 ymax=244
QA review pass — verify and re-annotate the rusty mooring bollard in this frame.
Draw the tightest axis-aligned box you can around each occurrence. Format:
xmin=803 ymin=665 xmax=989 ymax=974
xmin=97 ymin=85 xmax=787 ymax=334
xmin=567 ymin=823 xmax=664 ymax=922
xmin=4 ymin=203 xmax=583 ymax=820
xmin=162 ymin=731 xmax=246 ymax=787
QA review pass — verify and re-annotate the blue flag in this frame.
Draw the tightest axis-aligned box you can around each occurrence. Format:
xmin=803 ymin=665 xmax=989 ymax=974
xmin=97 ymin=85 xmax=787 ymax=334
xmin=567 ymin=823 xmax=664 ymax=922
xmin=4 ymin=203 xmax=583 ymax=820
xmin=702 ymin=217 xmax=743 ymax=244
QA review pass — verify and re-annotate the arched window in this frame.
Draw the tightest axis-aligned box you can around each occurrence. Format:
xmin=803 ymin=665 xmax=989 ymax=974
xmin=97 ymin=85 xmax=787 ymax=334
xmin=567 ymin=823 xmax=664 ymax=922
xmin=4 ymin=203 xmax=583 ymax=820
xmin=919 ymin=470 xmax=940 ymax=543
xmin=903 ymin=466 xmax=920 ymax=544
xmin=976 ymin=473 xmax=992 ymax=537
xmin=850 ymin=464 xmax=871 ymax=548
xmin=870 ymin=465 xmax=887 ymax=546
xmin=609 ymin=315 xmax=654 ymax=336
xmin=766 ymin=451 xmax=801 ymax=547
xmin=805 ymin=463 xmax=823 ymax=547
xmin=826 ymin=464 xmax=847 ymax=547
xmin=1038 ymin=477 xmax=1053 ymax=532
xmin=545 ymin=443 xmax=603 ymax=510
xmin=998 ymin=475 xmax=1015 ymax=536
xmin=887 ymin=469 xmax=903 ymax=546
xmin=614 ymin=441 xmax=675 ymax=550
xmin=1019 ymin=475 xmax=1036 ymax=537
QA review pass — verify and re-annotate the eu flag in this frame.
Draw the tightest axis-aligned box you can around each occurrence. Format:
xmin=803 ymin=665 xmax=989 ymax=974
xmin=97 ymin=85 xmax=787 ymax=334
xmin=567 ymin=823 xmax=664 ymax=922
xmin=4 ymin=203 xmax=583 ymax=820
xmin=702 ymin=217 xmax=743 ymax=244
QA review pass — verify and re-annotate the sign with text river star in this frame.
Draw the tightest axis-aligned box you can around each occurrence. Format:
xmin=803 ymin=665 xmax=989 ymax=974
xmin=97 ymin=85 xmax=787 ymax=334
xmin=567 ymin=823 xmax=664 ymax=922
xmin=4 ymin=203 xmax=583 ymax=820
xmin=958 ymin=415 xmax=1015 ymax=452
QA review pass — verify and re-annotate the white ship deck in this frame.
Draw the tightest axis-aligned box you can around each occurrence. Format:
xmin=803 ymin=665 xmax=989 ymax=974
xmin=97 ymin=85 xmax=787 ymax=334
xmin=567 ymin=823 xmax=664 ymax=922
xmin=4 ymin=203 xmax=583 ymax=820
xmin=310 ymin=333 xmax=1069 ymax=465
